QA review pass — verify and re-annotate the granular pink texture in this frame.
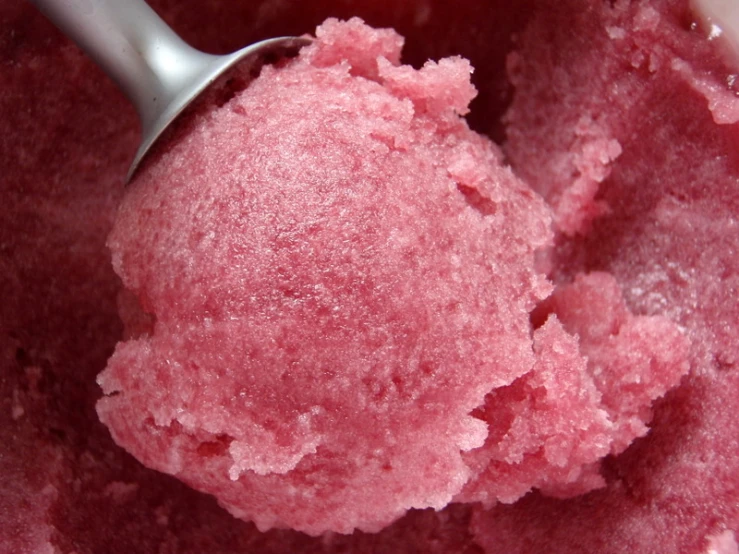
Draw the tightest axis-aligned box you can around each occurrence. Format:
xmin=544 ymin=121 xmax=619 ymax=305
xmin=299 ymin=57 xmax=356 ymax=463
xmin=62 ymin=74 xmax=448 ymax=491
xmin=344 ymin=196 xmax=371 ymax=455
xmin=2 ymin=0 xmax=737 ymax=552
xmin=472 ymin=1 xmax=739 ymax=553
xmin=98 ymin=18 xmax=554 ymax=535
xmin=97 ymin=18 xmax=690 ymax=536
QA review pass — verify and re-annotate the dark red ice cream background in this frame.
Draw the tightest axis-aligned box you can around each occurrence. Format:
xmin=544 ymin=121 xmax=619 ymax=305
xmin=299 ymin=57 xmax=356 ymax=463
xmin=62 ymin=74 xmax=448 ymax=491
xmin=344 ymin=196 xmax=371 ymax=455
xmin=1 ymin=1 xmax=737 ymax=553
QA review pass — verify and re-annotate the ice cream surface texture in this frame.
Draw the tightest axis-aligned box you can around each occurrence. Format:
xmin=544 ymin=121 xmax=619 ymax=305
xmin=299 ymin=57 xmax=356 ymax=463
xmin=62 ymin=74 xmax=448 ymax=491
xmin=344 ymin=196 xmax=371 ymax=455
xmin=1 ymin=0 xmax=738 ymax=552
xmin=97 ymin=19 xmax=689 ymax=535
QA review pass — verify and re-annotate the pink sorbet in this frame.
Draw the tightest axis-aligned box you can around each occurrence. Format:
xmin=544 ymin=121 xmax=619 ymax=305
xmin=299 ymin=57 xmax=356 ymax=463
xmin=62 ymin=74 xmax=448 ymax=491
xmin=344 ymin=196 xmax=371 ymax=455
xmin=97 ymin=18 xmax=690 ymax=536
xmin=1 ymin=0 xmax=737 ymax=553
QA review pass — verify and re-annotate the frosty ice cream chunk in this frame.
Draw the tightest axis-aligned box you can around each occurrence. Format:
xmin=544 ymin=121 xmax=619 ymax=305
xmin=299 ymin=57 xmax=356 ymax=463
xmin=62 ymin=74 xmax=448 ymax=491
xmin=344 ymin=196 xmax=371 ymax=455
xmin=458 ymin=272 xmax=690 ymax=505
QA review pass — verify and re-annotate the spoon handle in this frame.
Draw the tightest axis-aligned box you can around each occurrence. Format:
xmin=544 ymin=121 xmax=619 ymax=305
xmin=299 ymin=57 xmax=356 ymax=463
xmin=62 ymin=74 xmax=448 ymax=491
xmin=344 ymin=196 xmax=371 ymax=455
xmin=27 ymin=0 xmax=211 ymax=129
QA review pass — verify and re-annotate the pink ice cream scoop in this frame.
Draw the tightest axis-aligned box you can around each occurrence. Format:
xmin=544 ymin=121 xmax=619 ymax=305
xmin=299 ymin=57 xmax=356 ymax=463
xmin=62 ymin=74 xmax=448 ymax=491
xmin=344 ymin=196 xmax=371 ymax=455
xmin=97 ymin=18 xmax=691 ymax=536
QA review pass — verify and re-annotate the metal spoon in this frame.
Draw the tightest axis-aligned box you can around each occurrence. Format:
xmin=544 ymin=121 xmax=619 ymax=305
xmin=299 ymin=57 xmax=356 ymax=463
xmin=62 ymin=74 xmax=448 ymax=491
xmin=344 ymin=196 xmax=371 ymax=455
xmin=29 ymin=0 xmax=309 ymax=182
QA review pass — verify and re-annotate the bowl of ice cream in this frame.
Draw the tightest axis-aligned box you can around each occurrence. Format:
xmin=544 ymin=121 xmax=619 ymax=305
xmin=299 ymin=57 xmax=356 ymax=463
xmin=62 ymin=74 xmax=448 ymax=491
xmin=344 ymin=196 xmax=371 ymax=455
xmin=1 ymin=1 xmax=737 ymax=553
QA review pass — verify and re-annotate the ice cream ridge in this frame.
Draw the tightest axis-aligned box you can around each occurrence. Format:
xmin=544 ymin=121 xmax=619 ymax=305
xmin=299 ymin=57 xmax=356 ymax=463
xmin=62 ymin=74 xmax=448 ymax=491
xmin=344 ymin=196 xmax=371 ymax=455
xmin=97 ymin=18 xmax=691 ymax=535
